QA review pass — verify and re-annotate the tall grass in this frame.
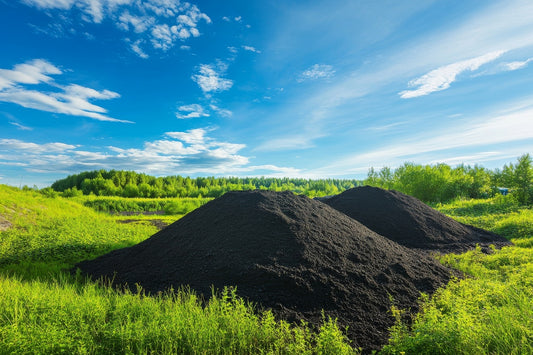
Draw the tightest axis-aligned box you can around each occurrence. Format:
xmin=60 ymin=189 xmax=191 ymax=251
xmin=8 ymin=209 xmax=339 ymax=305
xmin=0 ymin=185 xmax=355 ymax=354
xmin=73 ymin=195 xmax=211 ymax=215
xmin=383 ymin=196 xmax=533 ymax=354
xmin=0 ymin=276 xmax=353 ymax=354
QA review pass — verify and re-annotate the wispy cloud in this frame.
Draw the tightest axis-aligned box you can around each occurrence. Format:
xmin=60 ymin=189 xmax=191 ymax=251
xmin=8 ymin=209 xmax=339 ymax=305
xmin=21 ymin=0 xmax=211 ymax=57
xmin=399 ymin=50 xmax=505 ymax=98
xmin=176 ymin=104 xmax=210 ymax=119
xmin=0 ymin=129 xmax=297 ymax=176
xmin=503 ymin=58 xmax=533 ymax=71
xmin=259 ymin=1 xmax=533 ymax=151
xmin=192 ymin=63 xmax=233 ymax=94
xmin=242 ymin=45 xmax=261 ymax=53
xmin=0 ymin=59 xmax=127 ymax=122
xmin=130 ymin=39 xmax=149 ymax=59
xmin=315 ymin=102 xmax=533 ymax=175
xmin=209 ymin=104 xmax=232 ymax=118
xmin=254 ymin=135 xmax=317 ymax=152
xmin=297 ymin=64 xmax=335 ymax=82
xmin=9 ymin=122 xmax=33 ymax=131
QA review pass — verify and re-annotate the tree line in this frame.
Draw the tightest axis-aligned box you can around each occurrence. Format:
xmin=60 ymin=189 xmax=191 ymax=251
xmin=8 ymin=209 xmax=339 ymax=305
xmin=47 ymin=154 xmax=532 ymax=204
xmin=50 ymin=171 xmax=359 ymax=199
xmin=364 ymin=154 xmax=533 ymax=204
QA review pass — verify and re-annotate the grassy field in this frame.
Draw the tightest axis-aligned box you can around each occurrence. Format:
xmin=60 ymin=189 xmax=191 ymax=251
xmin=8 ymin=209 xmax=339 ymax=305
xmin=383 ymin=196 xmax=533 ymax=354
xmin=0 ymin=185 xmax=531 ymax=354
xmin=0 ymin=185 xmax=352 ymax=354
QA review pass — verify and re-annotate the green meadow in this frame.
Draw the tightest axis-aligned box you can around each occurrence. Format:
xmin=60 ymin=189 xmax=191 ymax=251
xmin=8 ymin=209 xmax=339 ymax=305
xmin=0 ymin=184 xmax=531 ymax=354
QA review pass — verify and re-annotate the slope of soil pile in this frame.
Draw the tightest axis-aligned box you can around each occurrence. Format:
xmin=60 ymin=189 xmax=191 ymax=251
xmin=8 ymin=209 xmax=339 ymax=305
xmin=324 ymin=186 xmax=512 ymax=253
xmin=76 ymin=190 xmax=453 ymax=351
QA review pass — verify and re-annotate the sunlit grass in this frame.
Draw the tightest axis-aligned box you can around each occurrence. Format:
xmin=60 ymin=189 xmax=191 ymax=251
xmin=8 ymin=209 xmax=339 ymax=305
xmin=383 ymin=196 xmax=533 ymax=354
xmin=0 ymin=185 xmax=355 ymax=354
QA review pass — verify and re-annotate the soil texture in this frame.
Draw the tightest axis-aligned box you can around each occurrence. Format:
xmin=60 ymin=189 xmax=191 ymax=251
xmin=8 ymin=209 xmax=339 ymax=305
xmin=76 ymin=190 xmax=454 ymax=351
xmin=324 ymin=186 xmax=512 ymax=253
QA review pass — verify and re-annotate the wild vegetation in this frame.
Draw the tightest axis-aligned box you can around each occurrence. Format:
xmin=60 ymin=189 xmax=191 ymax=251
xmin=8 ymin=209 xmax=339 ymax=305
xmin=0 ymin=185 xmax=353 ymax=354
xmin=45 ymin=154 xmax=532 ymax=207
xmin=383 ymin=196 xmax=533 ymax=354
xmin=49 ymin=171 xmax=359 ymax=198
xmin=364 ymin=154 xmax=532 ymax=203
xmin=1 ymin=154 xmax=532 ymax=353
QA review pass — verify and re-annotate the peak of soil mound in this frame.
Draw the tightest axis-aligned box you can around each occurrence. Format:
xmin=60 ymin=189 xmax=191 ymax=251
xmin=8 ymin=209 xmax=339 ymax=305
xmin=76 ymin=190 xmax=453 ymax=351
xmin=324 ymin=186 xmax=512 ymax=253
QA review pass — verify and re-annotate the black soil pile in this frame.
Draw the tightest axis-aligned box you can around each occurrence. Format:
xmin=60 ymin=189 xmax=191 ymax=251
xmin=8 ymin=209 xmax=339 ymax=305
xmin=324 ymin=186 xmax=512 ymax=253
xmin=76 ymin=190 xmax=453 ymax=351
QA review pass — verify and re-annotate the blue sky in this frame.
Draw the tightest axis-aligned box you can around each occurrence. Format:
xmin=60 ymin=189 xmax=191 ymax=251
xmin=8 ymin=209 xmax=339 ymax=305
xmin=1 ymin=0 xmax=533 ymax=187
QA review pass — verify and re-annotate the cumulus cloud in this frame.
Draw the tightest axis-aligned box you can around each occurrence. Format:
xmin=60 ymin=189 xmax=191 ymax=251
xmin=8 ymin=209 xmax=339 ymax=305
xmin=0 ymin=129 xmax=297 ymax=176
xmin=298 ymin=64 xmax=335 ymax=82
xmin=0 ymin=59 xmax=127 ymax=122
xmin=400 ymin=50 xmax=506 ymax=98
xmin=192 ymin=63 xmax=233 ymax=93
xmin=21 ymin=0 xmax=211 ymax=57
xmin=176 ymin=104 xmax=210 ymax=119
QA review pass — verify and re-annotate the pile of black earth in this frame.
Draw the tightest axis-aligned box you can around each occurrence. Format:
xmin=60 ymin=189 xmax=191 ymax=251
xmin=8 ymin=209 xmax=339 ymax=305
xmin=76 ymin=190 xmax=454 ymax=351
xmin=323 ymin=186 xmax=512 ymax=253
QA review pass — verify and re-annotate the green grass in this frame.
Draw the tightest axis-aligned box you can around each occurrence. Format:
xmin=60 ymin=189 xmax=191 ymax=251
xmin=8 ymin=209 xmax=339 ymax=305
xmin=0 ymin=185 xmax=354 ymax=354
xmin=72 ymin=195 xmax=212 ymax=215
xmin=2 ymin=185 xmax=532 ymax=354
xmin=383 ymin=196 xmax=533 ymax=354
xmin=0 ymin=185 xmax=158 ymax=279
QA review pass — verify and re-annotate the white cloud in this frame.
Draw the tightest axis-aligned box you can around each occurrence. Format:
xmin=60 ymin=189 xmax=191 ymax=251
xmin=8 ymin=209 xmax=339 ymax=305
xmin=0 ymin=129 xmax=297 ymax=176
xmin=503 ymin=58 xmax=533 ymax=71
xmin=399 ymin=50 xmax=506 ymax=98
xmin=21 ymin=0 xmax=76 ymax=10
xmin=176 ymin=104 xmax=210 ymax=119
xmin=0 ymin=138 xmax=76 ymax=153
xmin=150 ymin=24 xmax=174 ymax=50
xmin=118 ymin=12 xmax=155 ymax=33
xmin=166 ymin=128 xmax=207 ymax=144
xmin=222 ymin=16 xmax=230 ymax=22
xmin=0 ymin=59 xmax=127 ymax=123
xmin=242 ymin=45 xmax=261 ymax=53
xmin=298 ymin=64 xmax=335 ymax=82
xmin=316 ymin=102 xmax=533 ymax=175
xmin=209 ymin=104 xmax=232 ymax=118
xmin=192 ymin=64 xmax=233 ymax=93
xmin=9 ymin=122 xmax=33 ymax=131
xmin=257 ymin=1 xmax=533 ymax=152
xmin=21 ymin=0 xmax=211 ymax=54
xmin=255 ymin=135 xmax=317 ymax=152
xmin=0 ymin=59 xmax=61 ymax=90
xmin=130 ymin=39 xmax=149 ymax=58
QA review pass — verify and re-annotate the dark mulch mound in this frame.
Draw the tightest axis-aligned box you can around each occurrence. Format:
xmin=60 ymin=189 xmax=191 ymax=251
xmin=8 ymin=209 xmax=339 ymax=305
xmin=324 ymin=186 xmax=512 ymax=253
xmin=76 ymin=190 xmax=453 ymax=351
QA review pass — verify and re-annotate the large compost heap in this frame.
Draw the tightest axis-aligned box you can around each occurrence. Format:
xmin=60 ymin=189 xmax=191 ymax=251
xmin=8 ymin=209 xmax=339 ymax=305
xmin=77 ymin=190 xmax=461 ymax=350
xmin=324 ymin=186 xmax=511 ymax=253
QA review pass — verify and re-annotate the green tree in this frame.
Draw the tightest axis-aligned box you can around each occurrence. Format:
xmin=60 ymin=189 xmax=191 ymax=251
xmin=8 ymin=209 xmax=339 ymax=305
xmin=513 ymin=154 xmax=533 ymax=204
